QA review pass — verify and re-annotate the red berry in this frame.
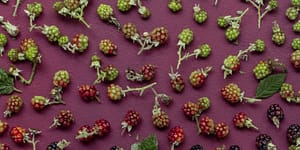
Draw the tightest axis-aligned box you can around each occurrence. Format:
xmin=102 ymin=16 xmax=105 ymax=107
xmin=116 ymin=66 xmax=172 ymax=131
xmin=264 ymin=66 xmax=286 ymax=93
xmin=150 ymin=26 xmax=169 ymax=44
xmin=0 ymin=143 xmax=10 ymax=150
xmin=169 ymin=71 xmax=185 ymax=93
xmin=140 ymin=64 xmax=156 ymax=81
xmin=50 ymin=110 xmax=74 ymax=128
xmin=232 ymin=112 xmax=258 ymax=130
xmin=189 ymin=67 xmax=212 ymax=88
xmin=78 ymin=84 xmax=100 ymax=102
xmin=152 ymin=110 xmax=170 ymax=129
xmin=93 ymin=119 xmax=111 ymax=137
xmin=4 ymin=95 xmax=23 ymax=118
xmin=31 ymin=96 xmax=49 ymax=111
xmin=121 ymin=110 xmax=141 ymax=135
xmin=199 ymin=116 xmax=214 ymax=135
xmin=0 ymin=120 xmax=8 ymax=135
xmin=75 ymin=125 xmax=95 ymax=142
xmin=10 ymin=126 xmax=26 ymax=144
xmin=168 ymin=126 xmax=184 ymax=150
xmin=182 ymin=101 xmax=201 ymax=133
xmin=214 ymin=122 xmax=229 ymax=139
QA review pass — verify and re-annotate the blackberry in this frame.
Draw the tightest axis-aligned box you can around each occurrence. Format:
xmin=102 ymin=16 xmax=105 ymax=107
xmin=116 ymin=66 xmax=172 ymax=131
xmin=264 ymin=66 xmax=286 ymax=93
xmin=190 ymin=144 xmax=203 ymax=150
xmin=110 ymin=146 xmax=124 ymax=150
xmin=267 ymin=104 xmax=284 ymax=128
xmin=256 ymin=134 xmax=277 ymax=150
xmin=292 ymin=38 xmax=300 ymax=50
xmin=293 ymin=21 xmax=300 ymax=33
xmin=225 ymin=27 xmax=240 ymax=42
xmin=217 ymin=16 xmax=229 ymax=28
xmin=286 ymin=7 xmax=299 ymax=21
xmin=229 ymin=145 xmax=240 ymax=150
xmin=47 ymin=142 xmax=59 ymax=150
xmin=287 ymin=124 xmax=300 ymax=145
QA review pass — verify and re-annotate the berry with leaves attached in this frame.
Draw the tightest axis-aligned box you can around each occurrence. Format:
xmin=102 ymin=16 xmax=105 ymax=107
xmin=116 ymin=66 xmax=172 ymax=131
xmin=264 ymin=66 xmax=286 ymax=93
xmin=4 ymin=95 xmax=23 ymax=118
xmin=292 ymin=38 xmax=300 ymax=50
xmin=99 ymin=39 xmax=117 ymax=55
xmin=121 ymin=110 xmax=141 ymax=135
xmin=291 ymin=50 xmax=300 ymax=69
xmin=9 ymin=126 xmax=26 ymax=144
xmin=233 ymin=112 xmax=258 ymax=130
xmin=199 ymin=116 xmax=214 ymax=135
xmin=102 ymin=65 xmax=119 ymax=82
xmin=189 ymin=67 xmax=212 ymax=88
xmin=293 ymin=21 xmax=300 ymax=33
xmin=229 ymin=145 xmax=240 ymax=150
xmin=286 ymin=7 xmax=299 ymax=21
xmin=122 ymin=22 xmax=138 ymax=40
xmin=0 ymin=143 xmax=10 ymax=150
xmin=169 ymin=69 xmax=185 ymax=93
xmin=267 ymin=104 xmax=284 ymax=128
xmin=72 ymin=34 xmax=89 ymax=52
xmin=93 ymin=119 xmax=111 ymax=137
xmin=0 ymin=120 xmax=8 ymax=135
xmin=78 ymin=84 xmax=100 ymax=103
xmin=225 ymin=27 xmax=240 ymax=42
xmin=272 ymin=21 xmax=286 ymax=46
xmin=117 ymin=0 xmax=132 ymax=12
xmin=214 ymin=122 xmax=229 ymax=139
xmin=221 ymin=83 xmax=261 ymax=104
xmin=193 ymin=4 xmax=207 ymax=24
xmin=53 ymin=70 xmax=70 ymax=88
xmin=168 ymin=126 xmax=184 ymax=150
xmin=75 ymin=125 xmax=95 ymax=142
xmin=46 ymin=139 xmax=70 ymax=150
xmin=190 ymin=144 xmax=203 ymax=150
xmin=280 ymin=83 xmax=295 ymax=99
xmin=50 ymin=110 xmax=74 ymax=128
xmin=287 ymin=124 xmax=300 ymax=146
xmin=168 ymin=0 xmax=182 ymax=12
xmin=256 ymin=134 xmax=277 ymax=150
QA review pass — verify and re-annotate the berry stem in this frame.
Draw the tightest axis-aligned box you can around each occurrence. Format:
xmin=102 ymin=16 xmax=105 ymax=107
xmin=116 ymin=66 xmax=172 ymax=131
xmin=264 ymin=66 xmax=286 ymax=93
xmin=170 ymin=143 xmax=175 ymax=150
xmin=243 ymin=96 xmax=261 ymax=103
xmin=12 ymin=0 xmax=22 ymax=16
xmin=122 ymin=82 xmax=157 ymax=96
xmin=79 ymin=17 xmax=90 ymax=28
xmin=176 ymin=45 xmax=185 ymax=70
xmin=194 ymin=116 xmax=201 ymax=134
xmin=13 ymin=87 xmax=22 ymax=93
xmin=108 ymin=17 xmax=121 ymax=30
xmin=257 ymin=3 xmax=262 ymax=29
xmin=19 ymin=62 xmax=38 ymax=85
xmin=176 ymin=51 xmax=198 ymax=70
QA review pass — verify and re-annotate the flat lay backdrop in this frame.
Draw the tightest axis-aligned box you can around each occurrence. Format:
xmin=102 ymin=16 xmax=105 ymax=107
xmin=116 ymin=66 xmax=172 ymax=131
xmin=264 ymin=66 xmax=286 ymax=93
xmin=0 ymin=0 xmax=300 ymax=149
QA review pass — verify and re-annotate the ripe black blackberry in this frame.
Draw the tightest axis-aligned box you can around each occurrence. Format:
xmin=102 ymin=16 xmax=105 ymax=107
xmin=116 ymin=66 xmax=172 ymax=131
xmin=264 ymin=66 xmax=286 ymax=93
xmin=287 ymin=124 xmax=300 ymax=145
xmin=110 ymin=146 xmax=124 ymax=150
xmin=267 ymin=104 xmax=284 ymax=128
xmin=46 ymin=142 xmax=59 ymax=150
xmin=256 ymin=134 xmax=277 ymax=150
xmin=190 ymin=144 xmax=203 ymax=150
xmin=229 ymin=145 xmax=240 ymax=150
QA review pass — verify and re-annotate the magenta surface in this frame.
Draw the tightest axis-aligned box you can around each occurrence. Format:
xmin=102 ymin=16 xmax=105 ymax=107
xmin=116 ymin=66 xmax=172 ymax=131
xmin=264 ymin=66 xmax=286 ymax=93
xmin=0 ymin=0 xmax=299 ymax=149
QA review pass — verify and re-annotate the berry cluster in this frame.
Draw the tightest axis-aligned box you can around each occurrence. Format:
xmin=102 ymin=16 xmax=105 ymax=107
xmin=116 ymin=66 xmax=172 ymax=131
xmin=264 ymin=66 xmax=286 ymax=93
xmin=53 ymin=0 xmax=90 ymax=28
xmin=97 ymin=3 xmax=121 ymax=29
xmin=122 ymin=22 xmax=169 ymax=55
xmin=217 ymin=8 xmax=248 ymax=43
xmin=199 ymin=116 xmax=230 ymax=139
xmin=76 ymin=119 xmax=111 ymax=142
xmin=10 ymin=126 xmax=41 ymax=150
xmin=117 ymin=0 xmax=151 ymax=19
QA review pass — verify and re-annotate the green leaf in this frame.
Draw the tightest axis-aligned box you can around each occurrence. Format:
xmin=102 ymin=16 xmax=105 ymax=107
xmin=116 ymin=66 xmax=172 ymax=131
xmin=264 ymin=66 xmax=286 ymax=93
xmin=0 ymin=68 xmax=16 ymax=95
xmin=131 ymin=134 xmax=158 ymax=150
xmin=256 ymin=73 xmax=286 ymax=99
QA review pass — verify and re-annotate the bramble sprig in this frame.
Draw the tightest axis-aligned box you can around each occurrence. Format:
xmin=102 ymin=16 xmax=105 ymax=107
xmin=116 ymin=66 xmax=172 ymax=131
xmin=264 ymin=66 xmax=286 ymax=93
xmin=24 ymin=2 xmax=43 ymax=32
xmin=53 ymin=0 xmax=90 ymax=28
xmin=176 ymin=28 xmax=194 ymax=70
xmin=245 ymin=0 xmax=278 ymax=28
xmin=220 ymin=8 xmax=249 ymax=28
xmin=23 ymin=128 xmax=41 ymax=150
xmin=12 ymin=0 xmax=23 ymax=16
xmin=90 ymin=55 xmax=106 ymax=84
xmin=0 ymin=16 xmax=20 ymax=37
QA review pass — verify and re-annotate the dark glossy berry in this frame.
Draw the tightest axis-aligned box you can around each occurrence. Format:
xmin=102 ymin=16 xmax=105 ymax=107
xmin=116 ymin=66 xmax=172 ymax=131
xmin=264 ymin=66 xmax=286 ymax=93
xmin=267 ymin=104 xmax=284 ymax=128
xmin=256 ymin=134 xmax=276 ymax=150
xmin=287 ymin=124 xmax=300 ymax=145
xmin=190 ymin=144 xmax=203 ymax=150
xmin=229 ymin=145 xmax=240 ymax=150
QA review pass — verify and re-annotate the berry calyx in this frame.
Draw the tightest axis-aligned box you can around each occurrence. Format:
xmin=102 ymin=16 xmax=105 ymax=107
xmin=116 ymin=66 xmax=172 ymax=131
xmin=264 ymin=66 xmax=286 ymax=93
xmin=267 ymin=104 xmax=284 ymax=128
xmin=233 ymin=112 xmax=258 ymax=130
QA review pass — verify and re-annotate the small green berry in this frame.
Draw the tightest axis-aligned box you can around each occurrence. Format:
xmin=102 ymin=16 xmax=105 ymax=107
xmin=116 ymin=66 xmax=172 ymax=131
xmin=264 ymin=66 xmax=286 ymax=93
xmin=26 ymin=2 xmax=43 ymax=17
xmin=291 ymin=0 xmax=300 ymax=7
xmin=272 ymin=22 xmax=285 ymax=46
xmin=58 ymin=36 xmax=69 ymax=47
xmin=44 ymin=25 xmax=61 ymax=42
xmin=293 ymin=20 xmax=300 ymax=32
xmin=25 ymin=46 xmax=39 ymax=63
xmin=178 ymin=28 xmax=193 ymax=45
xmin=217 ymin=16 xmax=229 ymax=28
xmin=292 ymin=38 xmax=300 ymax=50
xmin=286 ymin=7 xmax=299 ymax=21
xmin=97 ymin=4 xmax=114 ymax=21
xmin=117 ymin=0 xmax=132 ymax=12
xmin=253 ymin=61 xmax=271 ymax=80
xmin=225 ymin=27 xmax=240 ymax=42
xmin=168 ymin=0 xmax=182 ymax=12
xmin=193 ymin=4 xmax=207 ymax=24
xmin=8 ymin=48 xmax=22 ymax=62
xmin=53 ymin=1 xmax=64 ymax=12
xmin=254 ymin=39 xmax=266 ymax=52
xmin=0 ymin=33 xmax=7 ymax=47
xmin=267 ymin=0 xmax=278 ymax=10
xmin=196 ymin=44 xmax=211 ymax=58
xmin=64 ymin=0 xmax=80 ymax=10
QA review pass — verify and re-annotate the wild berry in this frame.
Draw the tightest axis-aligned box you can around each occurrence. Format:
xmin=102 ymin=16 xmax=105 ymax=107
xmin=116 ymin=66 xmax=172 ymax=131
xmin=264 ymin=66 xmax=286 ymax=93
xmin=4 ymin=95 xmax=23 ymax=118
xmin=93 ymin=119 xmax=111 ymax=137
xmin=0 ymin=33 xmax=7 ymax=56
xmin=140 ymin=64 xmax=156 ymax=81
xmin=44 ymin=25 xmax=61 ymax=42
xmin=102 ymin=65 xmax=119 ymax=82
xmin=217 ymin=16 xmax=229 ymax=28
xmin=121 ymin=110 xmax=141 ymax=135
xmin=97 ymin=3 xmax=121 ymax=29
xmin=0 ymin=120 xmax=8 ymax=135
xmin=292 ymin=38 xmax=300 ymax=50
xmin=75 ymin=125 xmax=95 ymax=142
xmin=110 ymin=146 xmax=124 ymax=150
xmin=0 ymin=143 xmax=10 ymax=150
xmin=287 ymin=124 xmax=300 ymax=146
xmin=150 ymin=26 xmax=169 ymax=45
xmin=279 ymin=83 xmax=295 ymax=100
xmin=195 ymin=43 xmax=211 ymax=58
xmin=168 ymin=126 xmax=184 ymax=150
xmin=72 ymin=33 xmax=89 ymax=53
xmin=63 ymin=0 xmax=80 ymax=10
xmin=122 ymin=22 xmax=139 ymax=40
xmin=199 ymin=116 xmax=214 ymax=135
xmin=272 ymin=21 xmax=286 ymax=46
xmin=99 ymin=39 xmax=117 ymax=56
xmin=169 ymin=67 xmax=185 ymax=93
xmin=46 ymin=139 xmax=70 ymax=150
xmin=176 ymin=28 xmax=194 ymax=69
xmin=182 ymin=101 xmax=201 ymax=133
xmin=168 ymin=0 xmax=182 ymax=12
xmin=193 ymin=4 xmax=207 ymax=24
xmin=291 ymin=50 xmax=300 ymax=69
xmin=25 ymin=2 xmax=43 ymax=31
xmin=49 ymin=110 xmax=74 ymax=128
xmin=78 ymin=84 xmax=100 ymax=103
xmin=229 ymin=145 xmax=240 ymax=150
xmin=267 ymin=104 xmax=284 ymax=128
xmin=53 ymin=70 xmax=70 ymax=88
xmin=31 ymin=95 xmax=64 ymax=111
xmin=293 ymin=20 xmax=300 ymax=32
xmin=152 ymin=98 xmax=170 ymax=129
xmin=214 ymin=122 xmax=229 ymax=139
xmin=10 ymin=127 xmax=41 ymax=149
xmin=189 ymin=66 xmax=212 ymax=88
xmin=252 ymin=59 xmax=286 ymax=80
xmin=254 ymin=39 xmax=266 ymax=52
xmin=292 ymin=0 xmax=300 ymax=7
xmin=117 ymin=0 xmax=132 ymax=12
xmin=221 ymin=83 xmax=261 ymax=104
xmin=286 ymin=7 xmax=299 ymax=21
xmin=225 ymin=27 xmax=240 ymax=42
xmin=197 ymin=97 xmax=210 ymax=112
xmin=233 ymin=112 xmax=258 ymax=130
xmin=256 ymin=134 xmax=277 ymax=150
xmin=7 ymin=48 xmax=24 ymax=62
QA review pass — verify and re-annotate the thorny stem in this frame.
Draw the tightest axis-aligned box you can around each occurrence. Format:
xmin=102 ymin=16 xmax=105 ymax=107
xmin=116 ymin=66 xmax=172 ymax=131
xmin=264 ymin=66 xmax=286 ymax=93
xmin=122 ymin=82 xmax=157 ymax=96
xmin=243 ymin=96 xmax=262 ymax=103
xmin=94 ymin=67 xmax=106 ymax=84
xmin=13 ymin=0 xmax=22 ymax=16
xmin=176 ymin=46 xmax=184 ymax=70
xmin=19 ymin=62 xmax=38 ymax=85
xmin=176 ymin=51 xmax=198 ymax=70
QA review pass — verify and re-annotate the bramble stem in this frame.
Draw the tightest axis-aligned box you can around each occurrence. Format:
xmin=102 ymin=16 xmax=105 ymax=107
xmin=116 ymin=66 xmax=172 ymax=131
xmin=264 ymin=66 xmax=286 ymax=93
xmin=20 ymin=62 xmax=37 ymax=85
xmin=79 ymin=17 xmax=90 ymax=28
xmin=122 ymin=82 xmax=157 ymax=96
xmin=13 ymin=0 xmax=22 ymax=16
xmin=243 ymin=96 xmax=261 ymax=103
xmin=176 ymin=46 xmax=184 ymax=70
xmin=195 ymin=116 xmax=201 ymax=134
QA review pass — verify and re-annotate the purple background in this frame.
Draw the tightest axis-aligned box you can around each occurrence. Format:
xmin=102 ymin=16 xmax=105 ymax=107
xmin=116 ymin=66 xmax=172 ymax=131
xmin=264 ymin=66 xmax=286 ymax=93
xmin=0 ymin=0 xmax=299 ymax=149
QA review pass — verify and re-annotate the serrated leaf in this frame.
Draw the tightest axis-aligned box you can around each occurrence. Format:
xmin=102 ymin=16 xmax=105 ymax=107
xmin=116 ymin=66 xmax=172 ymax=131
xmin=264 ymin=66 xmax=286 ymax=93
xmin=256 ymin=73 xmax=286 ymax=99
xmin=0 ymin=68 xmax=16 ymax=95
xmin=131 ymin=134 xmax=158 ymax=150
